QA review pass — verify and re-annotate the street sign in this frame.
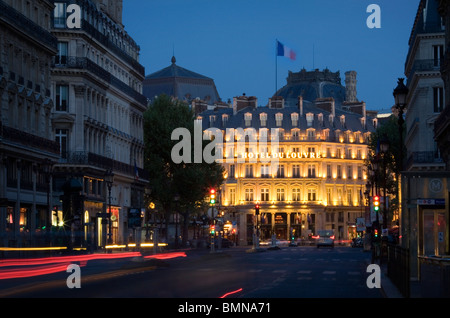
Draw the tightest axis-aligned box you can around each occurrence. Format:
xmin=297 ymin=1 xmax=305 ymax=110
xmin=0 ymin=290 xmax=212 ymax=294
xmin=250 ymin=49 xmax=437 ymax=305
xmin=128 ymin=208 xmax=142 ymax=228
xmin=417 ymin=199 xmax=445 ymax=206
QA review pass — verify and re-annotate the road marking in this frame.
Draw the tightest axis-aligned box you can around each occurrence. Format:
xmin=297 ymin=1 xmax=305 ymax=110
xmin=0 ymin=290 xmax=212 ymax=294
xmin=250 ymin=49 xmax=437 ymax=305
xmin=297 ymin=270 xmax=312 ymax=274
xmin=323 ymin=271 xmax=336 ymax=275
xmin=348 ymin=271 xmax=361 ymax=275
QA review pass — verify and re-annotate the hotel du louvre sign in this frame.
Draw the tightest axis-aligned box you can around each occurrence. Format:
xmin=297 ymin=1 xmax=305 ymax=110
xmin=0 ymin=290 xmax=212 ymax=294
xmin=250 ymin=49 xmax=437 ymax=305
xmin=240 ymin=150 xmax=323 ymax=160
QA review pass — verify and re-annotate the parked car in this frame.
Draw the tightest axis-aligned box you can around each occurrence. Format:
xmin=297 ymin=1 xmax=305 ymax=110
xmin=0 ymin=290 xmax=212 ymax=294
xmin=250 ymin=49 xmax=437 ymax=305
xmin=315 ymin=230 xmax=335 ymax=248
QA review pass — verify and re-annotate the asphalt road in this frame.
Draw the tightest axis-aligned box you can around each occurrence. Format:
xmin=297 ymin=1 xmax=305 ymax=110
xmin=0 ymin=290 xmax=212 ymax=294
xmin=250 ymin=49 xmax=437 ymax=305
xmin=0 ymin=245 xmax=382 ymax=299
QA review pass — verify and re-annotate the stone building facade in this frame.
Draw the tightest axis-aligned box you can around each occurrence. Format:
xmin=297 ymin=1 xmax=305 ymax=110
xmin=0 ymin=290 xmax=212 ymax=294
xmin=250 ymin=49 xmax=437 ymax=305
xmin=0 ymin=0 xmax=60 ymax=247
xmin=49 ymin=0 xmax=148 ymax=249
xmin=198 ymin=69 xmax=375 ymax=246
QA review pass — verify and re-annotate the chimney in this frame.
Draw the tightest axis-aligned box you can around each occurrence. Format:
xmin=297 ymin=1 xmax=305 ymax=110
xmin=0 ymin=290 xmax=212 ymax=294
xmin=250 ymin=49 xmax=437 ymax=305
xmin=345 ymin=71 xmax=357 ymax=103
xmin=233 ymin=93 xmax=257 ymax=114
xmin=298 ymin=96 xmax=303 ymax=116
xmin=269 ymin=96 xmax=284 ymax=109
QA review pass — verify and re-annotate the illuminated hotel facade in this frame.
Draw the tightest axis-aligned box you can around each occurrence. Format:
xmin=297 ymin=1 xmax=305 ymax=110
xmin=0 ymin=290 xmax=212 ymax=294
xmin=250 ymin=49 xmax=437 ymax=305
xmin=197 ymin=69 xmax=377 ymax=245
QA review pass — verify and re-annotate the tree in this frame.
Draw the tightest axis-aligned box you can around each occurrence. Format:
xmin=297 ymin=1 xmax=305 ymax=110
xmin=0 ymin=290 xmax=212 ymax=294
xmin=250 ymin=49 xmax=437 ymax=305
xmin=366 ymin=115 xmax=405 ymax=227
xmin=143 ymin=95 xmax=224 ymax=245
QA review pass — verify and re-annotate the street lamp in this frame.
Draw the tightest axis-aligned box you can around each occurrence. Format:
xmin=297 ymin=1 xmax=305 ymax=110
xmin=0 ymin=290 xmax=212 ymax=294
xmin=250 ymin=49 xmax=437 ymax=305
xmin=174 ymin=193 xmax=180 ymax=248
xmin=393 ymin=78 xmax=409 ymax=248
xmin=104 ymin=169 xmax=114 ymax=246
xmin=393 ymin=78 xmax=409 ymax=172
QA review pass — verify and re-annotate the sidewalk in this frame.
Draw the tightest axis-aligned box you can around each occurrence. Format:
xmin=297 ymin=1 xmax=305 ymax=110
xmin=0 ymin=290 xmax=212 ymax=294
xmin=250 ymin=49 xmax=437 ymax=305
xmin=379 ymin=263 xmax=422 ymax=298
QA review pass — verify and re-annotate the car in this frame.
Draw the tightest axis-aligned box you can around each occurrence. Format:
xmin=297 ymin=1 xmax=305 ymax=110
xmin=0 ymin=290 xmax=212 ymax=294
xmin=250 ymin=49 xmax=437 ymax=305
xmin=207 ymin=238 xmax=232 ymax=248
xmin=315 ymin=230 xmax=335 ymax=248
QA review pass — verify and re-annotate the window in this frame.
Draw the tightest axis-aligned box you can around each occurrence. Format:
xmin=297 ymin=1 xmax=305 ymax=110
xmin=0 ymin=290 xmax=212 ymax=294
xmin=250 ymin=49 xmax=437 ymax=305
xmin=433 ymin=87 xmax=444 ymax=113
xmin=292 ymin=164 xmax=300 ymax=178
xmin=259 ymin=129 xmax=268 ymax=141
xmin=222 ymin=114 xmax=228 ymax=126
xmin=358 ymin=166 xmax=362 ymax=180
xmin=307 ymin=129 xmax=315 ymax=140
xmin=337 ymin=165 xmax=342 ymax=179
xmin=55 ymin=129 xmax=68 ymax=158
xmin=56 ymin=42 xmax=68 ymax=65
xmin=292 ymin=188 xmax=301 ymax=201
xmin=261 ymin=188 xmax=269 ymax=201
xmin=275 ymin=113 xmax=283 ymax=126
xmin=347 ymin=165 xmax=353 ymax=179
xmin=306 ymin=113 xmax=313 ymax=127
xmin=229 ymin=164 xmax=235 ymax=179
xmin=292 ymin=129 xmax=300 ymax=141
xmin=337 ymin=189 xmax=343 ymax=205
xmin=55 ymin=85 xmax=68 ymax=111
xmin=277 ymin=165 xmax=285 ymax=178
xmin=54 ymin=2 xmax=67 ymax=28
xmin=229 ymin=189 xmax=235 ymax=205
xmin=245 ymin=188 xmax=254 ymax=201
xmin=307 ymin=189 xmax=316 ymax=201
xmin=276 ymin=188 xmax=285 ymax=201
xmin=327 ymin=188 xmax=332 ymax=204
xmin=291 ymin=113 xmax=299 ymax=126
xmin=260 ymin=113 xmax=267 ymax=127
xmin=244 ymin=113 xmax=252 ymax=127
xmin=261 ymin=164 xmax=270 ymax=178
xmin=307 ymin=165 xmax=316 ymax=178
xmin=327 ymin=164 xmax=332 ymax=178
xmin=434 ymin=45 xmax=444 ymax=67
xmin=347 ymin=189 xmax=353 ymax=206
xmin=245 ymin=165 xmax=253 ymax=178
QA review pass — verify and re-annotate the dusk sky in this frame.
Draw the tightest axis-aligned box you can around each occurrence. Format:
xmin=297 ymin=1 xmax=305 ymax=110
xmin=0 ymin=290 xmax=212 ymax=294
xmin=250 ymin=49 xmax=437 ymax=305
xmin=123 ymin=0 xmax=419 ymax=111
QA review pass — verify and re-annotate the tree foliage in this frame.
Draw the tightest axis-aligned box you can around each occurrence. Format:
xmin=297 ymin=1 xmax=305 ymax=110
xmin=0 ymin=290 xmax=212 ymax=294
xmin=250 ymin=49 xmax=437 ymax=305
xmin=365 ymin=115 xmax=405 ymax=226
xmin=143 ymin=95 xmax=224 ymax=244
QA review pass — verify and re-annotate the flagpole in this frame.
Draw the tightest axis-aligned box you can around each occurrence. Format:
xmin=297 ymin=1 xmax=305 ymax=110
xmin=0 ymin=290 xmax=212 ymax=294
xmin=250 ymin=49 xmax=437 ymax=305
xmin=275 ymin=39 xmax=278 ymax=96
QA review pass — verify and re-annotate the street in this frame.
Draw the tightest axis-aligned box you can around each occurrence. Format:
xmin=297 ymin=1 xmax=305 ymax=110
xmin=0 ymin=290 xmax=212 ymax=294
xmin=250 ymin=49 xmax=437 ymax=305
xmin=0 ymin=245 xmax=382 ymax=299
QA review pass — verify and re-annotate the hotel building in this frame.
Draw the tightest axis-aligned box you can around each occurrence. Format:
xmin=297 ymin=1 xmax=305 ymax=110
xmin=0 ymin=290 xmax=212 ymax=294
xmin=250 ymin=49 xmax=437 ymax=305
xmin=198 ymin=69 xmax=376 ymax=246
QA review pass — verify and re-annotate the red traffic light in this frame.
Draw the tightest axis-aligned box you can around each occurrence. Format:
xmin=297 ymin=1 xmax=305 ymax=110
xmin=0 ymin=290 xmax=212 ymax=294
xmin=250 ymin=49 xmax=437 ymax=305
xmin=210 ymin=189 xmax=215 ymax=194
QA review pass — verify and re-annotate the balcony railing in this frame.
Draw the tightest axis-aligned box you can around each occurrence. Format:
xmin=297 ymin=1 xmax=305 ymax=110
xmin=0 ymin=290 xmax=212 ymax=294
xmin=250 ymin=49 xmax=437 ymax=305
xmin=407 ymin=59 xmax=441 ymax=84
xmin=0 ymin=0 xmax=57 ymax=50
xmin=60 ymin=151 xmax=149 ymax=181
xmin=406 ymin=151 xmax=443 ymax=169
xmin=52 ymin=56 xmax=147 ymax=106
xmin=52 ymin=17 xmax=145 ymax=76
xmin=0 ymin=121 xmax=60 ymax=155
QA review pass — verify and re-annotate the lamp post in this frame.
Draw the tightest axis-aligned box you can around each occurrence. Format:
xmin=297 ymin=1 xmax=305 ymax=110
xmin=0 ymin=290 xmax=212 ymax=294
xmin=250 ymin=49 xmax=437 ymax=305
xmin=379 ymin=134 xmax=390 ymax=231
xmin=393 ymin=78 xmax=408 ymax=173
xmin=42 ymin=159 xmax=53 ymax=239
xmin=393 ymin=78 xmax=409 ymax=247
xmin=174 ymin=193 xmax=180 ymax=249
xmin=104 ymin=169 xmax=114 ymax=246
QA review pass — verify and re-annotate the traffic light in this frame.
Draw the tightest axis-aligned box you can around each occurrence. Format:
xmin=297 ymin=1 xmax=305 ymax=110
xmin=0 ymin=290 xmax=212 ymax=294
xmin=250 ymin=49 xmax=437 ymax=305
xmin=255 ymin=204 xmax=260 ymax=215
xmin=373 ymin=195 xmax=380 ymax=212
xmin=374 ymin=228 xmax=379 ymax=238
xmin=210 ymin=189 xmax=216 ymax=204
xmin=210 ymin=225 xmax=215 ymax=235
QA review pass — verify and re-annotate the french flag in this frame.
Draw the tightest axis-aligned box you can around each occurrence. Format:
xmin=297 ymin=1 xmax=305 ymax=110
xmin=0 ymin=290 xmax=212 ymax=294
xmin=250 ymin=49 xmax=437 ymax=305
xmin=277 ymin=40 xmax=296 ymax=60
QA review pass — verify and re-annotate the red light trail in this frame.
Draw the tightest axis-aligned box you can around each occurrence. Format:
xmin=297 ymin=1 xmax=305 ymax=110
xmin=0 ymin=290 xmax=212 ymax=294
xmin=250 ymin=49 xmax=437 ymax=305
xmin=0 ymin=252 xmax=186 ymax=280
xmin=219 ymin=288 xmax=243 ymax=298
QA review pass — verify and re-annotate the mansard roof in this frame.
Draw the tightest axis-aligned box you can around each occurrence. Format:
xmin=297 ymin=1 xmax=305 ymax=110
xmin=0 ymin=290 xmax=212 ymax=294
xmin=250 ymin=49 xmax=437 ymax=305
xmin=143 ymin=56 xmax=221 ymax=104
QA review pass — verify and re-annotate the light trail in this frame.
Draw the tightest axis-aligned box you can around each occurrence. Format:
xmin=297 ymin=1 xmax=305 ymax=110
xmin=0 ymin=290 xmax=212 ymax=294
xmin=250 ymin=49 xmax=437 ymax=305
xmin=219 ymin=288 xmax=243 ymax=298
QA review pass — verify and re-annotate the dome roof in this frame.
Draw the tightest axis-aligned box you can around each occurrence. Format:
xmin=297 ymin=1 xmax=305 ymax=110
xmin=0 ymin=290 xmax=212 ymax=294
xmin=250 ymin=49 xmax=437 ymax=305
xmin=143 ymin=56 xmax=221 ymax=104
xmin=275 ymin=68 xmax=348 ymax=107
